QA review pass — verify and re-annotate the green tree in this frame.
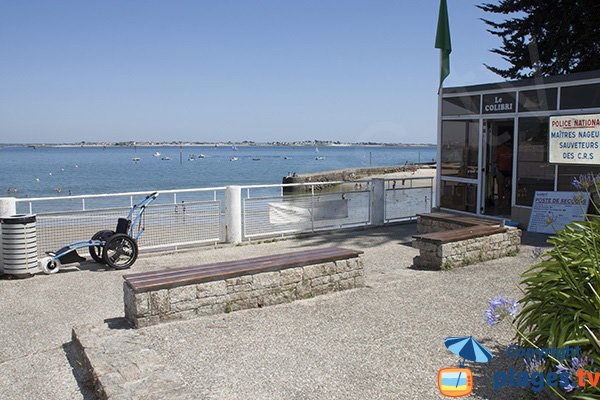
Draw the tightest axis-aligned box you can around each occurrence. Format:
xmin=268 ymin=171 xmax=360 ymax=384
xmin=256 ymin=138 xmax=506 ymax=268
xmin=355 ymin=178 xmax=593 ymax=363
xmin=478 ymin=1 xmax=600 ymax=79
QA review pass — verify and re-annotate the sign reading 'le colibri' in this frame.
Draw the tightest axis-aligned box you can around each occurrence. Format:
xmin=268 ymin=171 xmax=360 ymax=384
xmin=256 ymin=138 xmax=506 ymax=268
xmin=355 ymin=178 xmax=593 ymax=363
xmin=549 ymin=114 xmax=600 ymax=165
xmin=482 ymin=92 xmax=516 ymax=114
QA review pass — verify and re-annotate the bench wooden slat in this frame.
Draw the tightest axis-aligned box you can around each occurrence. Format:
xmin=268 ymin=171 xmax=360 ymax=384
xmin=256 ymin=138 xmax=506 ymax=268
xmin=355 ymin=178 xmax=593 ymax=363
xmin=127 ymin=248 xmax=359 ymax=282
xmin=125 ymin=248 xmax=362 ymax=292
xmin=413 ymin=225 xmax=507 ymax=244
xmin=125 ymin=247 xmax=353 ymax=283
xmin=417 ymin=212 xmax=498 ymax=227
xmin=124 ymin=247 xmax=346 ymax=279
xmin=124 ymin=247 xmax=363 ymax=293
xmin=127 ymin=248 xmax=350 ymax=286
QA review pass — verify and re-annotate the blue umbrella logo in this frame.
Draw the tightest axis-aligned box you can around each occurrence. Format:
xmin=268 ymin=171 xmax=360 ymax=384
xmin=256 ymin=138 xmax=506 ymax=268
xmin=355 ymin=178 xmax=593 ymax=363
xmin=444 ymin=336 xmax=494 ymax=366
xmin=439 ymin=336 xmax=493 ymax=396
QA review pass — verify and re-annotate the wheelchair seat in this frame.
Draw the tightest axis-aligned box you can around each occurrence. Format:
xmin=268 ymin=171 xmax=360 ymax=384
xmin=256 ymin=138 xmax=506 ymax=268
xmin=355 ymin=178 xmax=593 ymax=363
xmin=115 ymin=218 xmax=131 ymax=234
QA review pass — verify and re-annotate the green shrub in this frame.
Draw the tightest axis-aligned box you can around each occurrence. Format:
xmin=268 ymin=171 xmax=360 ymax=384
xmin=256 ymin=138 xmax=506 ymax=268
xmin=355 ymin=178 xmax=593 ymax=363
xmin=516 ymin=175 xmax=600 ymax=399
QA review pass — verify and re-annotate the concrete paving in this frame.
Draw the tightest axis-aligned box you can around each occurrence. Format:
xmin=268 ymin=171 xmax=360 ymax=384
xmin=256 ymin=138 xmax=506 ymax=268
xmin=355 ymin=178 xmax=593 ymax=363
xmin=0 ymin=224 xmax=549 ymax=399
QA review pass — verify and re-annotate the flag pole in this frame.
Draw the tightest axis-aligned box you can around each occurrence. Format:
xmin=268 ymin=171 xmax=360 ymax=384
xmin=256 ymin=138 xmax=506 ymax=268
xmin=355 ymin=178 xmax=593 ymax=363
xmin=434 ymin=0 xmax=450 ymax=210
xmin=436 ymin=51 xmax=443 ymax=209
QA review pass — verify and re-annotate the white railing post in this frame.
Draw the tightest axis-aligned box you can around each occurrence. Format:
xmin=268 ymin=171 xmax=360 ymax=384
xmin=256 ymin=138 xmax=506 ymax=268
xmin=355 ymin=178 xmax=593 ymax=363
xmin=0 ymin=197 xmax=17 ymax=218
xmin=0 ymin=197 xmax=17 ymax=273
xmin=430 ymin=178 xmax=435 ymax=209
xmin=224 ymin=186 xmax=242 ymax=244
xmin=371 ymin=179 xmax=385 ymax=226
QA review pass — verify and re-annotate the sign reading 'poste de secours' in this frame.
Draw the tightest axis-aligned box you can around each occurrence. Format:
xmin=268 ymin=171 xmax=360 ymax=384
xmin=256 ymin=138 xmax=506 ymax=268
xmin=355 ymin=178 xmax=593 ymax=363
xmin=528 ymin=191 xmax=590 ymax=234
xmin=549 ymin=114 xmax=600 ymax=164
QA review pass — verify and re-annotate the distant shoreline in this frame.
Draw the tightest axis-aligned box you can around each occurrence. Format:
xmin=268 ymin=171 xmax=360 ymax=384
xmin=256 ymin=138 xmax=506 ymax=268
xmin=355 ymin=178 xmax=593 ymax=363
xmin=0 ymin=142 xmax=435 ymax=148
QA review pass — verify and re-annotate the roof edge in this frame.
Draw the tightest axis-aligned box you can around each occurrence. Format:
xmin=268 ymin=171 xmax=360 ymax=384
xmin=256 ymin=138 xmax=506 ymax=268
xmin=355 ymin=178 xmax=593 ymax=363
xmin=443 ymin=69 xmax=600 ymax=94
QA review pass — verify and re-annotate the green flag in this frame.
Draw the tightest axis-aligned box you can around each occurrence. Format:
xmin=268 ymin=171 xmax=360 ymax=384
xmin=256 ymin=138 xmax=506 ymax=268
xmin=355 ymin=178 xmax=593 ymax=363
xmin=435 ymin=0 xmax=452 ymax=88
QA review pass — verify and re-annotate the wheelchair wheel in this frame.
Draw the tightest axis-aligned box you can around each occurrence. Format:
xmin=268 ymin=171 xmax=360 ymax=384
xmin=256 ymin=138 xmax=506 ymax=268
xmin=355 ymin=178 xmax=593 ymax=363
xmin=89 ymin=230 xmax=114 ymax=263
xmin=39 ymin=256 xmax=61 ymax=274
xmin=102 ymin=234 xmax=138 ymax=269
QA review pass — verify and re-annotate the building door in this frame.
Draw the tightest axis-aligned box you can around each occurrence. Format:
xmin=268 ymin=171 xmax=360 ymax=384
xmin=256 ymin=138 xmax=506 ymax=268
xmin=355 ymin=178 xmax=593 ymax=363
xmin=482 ymin=119 xmax=513 ymax=217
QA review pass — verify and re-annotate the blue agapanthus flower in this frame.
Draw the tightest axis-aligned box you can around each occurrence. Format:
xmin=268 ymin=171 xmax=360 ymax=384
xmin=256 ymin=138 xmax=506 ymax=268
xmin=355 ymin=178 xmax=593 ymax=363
xmin=484 ymin=296 xmax=519 ymax=326
xmin=572 ymin=173 xmax=600 ymax=191
xmin=524 ymin=356 xmax=545 ymax=374
xmin=556 ymin=356 xmax=595 ymax=393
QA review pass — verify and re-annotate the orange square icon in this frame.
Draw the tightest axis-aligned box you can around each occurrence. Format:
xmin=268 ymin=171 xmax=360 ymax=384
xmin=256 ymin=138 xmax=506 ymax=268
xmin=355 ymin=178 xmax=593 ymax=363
xmin=438 ymin=367 xmax=473 ymax=397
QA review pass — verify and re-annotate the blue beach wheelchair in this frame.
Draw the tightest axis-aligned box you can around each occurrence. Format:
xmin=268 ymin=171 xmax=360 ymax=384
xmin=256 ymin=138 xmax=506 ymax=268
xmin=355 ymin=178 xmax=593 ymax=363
xmin=39 ymin=192 xmax=158 ymax=274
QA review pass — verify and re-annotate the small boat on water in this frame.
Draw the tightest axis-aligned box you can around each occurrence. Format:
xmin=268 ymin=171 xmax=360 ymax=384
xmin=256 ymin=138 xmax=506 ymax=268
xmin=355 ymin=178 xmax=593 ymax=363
xmin=230 ymin=157 xmax=239 ymax=161
xmin=315 ymin=156 xmax=325 ymax=160
xmin=161 ymin=157 xmax=172 ymax=161
xmin=153 ymin=152 xmax=161 ymax=157
xmin=132 ymin=157 xmax=141 ymax=162
xmin=198 ymin=154 xmax=205 ymax=158
xmin=283 ymin=156 xmax=291 ymax=160
xmin=252 ymin=158 xmax=261 ymax=161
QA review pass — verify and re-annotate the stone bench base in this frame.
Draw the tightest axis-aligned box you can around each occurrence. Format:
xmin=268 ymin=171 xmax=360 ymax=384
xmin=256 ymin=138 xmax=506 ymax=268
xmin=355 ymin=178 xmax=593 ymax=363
xmin=124 ymin=257 xmax=364 ymax=328
xmin=412 ymin=228 xmax=521 ymax=270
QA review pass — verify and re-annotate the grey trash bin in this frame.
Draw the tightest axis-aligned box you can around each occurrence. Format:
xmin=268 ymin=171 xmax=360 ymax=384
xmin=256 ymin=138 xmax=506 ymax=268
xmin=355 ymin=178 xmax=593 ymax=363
xmin=1 ymin=214 xmax=39 ymax=276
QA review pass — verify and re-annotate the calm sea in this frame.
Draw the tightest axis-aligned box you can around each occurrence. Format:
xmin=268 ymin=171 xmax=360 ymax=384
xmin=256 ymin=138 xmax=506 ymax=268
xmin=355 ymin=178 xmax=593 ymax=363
xmin=0 ymin=145 xmax=435 ymax=203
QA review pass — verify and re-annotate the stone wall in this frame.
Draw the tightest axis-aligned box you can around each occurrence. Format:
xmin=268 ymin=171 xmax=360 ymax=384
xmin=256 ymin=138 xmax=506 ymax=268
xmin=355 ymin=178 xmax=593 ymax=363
xmin=124 ymin=257 xmax=364 ymax=328
xmin=413 ymin=228 xmax=521 ymax=270
xmin=281 ymin=164 xmax=423 ymax=193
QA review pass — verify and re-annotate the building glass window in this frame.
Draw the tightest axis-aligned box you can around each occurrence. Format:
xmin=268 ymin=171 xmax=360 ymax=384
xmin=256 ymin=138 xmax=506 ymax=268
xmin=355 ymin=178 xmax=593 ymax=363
xmin=440 ymin=180 xmax=477 ymax=213
xmin=518 ymin=88 xmax=558 ymax=112
xmin=442 ymin=95 xmax=480 ymax=115
xmin=557 ymin=165 xmax=600 ymax=191
xmin=441 ymin=120 xmax=478 ymax=179
xmin=516 ymin=117 xmax=555 ymax=206
xmin=560 ymin=83 xmax=600 ymax=110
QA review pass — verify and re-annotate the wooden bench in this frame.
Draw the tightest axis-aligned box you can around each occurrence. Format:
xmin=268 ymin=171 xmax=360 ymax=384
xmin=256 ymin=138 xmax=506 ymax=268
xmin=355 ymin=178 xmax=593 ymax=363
xmin=412 ymin=225 xmax=521 ymax=270
xmin=414 ymin=225 xmax=507 ymax=243
xmin=123 ymin=247 xmax=364 ymax=328
xmin=416 ymin=212 xmax=499 ymax=234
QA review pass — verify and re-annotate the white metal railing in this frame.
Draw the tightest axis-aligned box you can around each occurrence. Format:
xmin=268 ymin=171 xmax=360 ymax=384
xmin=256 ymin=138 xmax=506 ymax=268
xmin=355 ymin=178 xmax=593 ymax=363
xmin=241 ymin=181 xmax=371 ymax=239
xmin=382 ymin=177 xmax=434 ymax=222
xmin=7 ymin=178 xmax=435 ymax=255
xmin=14 ymin=187 xmax=226 ymax=255
xmin=17 ymin=187 xmax=226 ymax=214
